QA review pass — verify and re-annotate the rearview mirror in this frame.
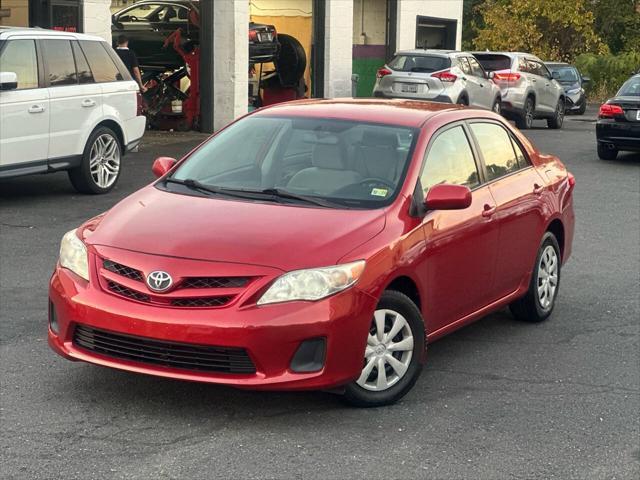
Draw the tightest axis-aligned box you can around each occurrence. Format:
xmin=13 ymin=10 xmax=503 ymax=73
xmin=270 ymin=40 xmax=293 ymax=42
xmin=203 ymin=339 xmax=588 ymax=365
xmin=152 ymin=156 xmax=177 ymax=178
xmin=0 ymin=72 xmax=18 ymax=91
xmin=424 ymin=184 xmax=472 ymax=211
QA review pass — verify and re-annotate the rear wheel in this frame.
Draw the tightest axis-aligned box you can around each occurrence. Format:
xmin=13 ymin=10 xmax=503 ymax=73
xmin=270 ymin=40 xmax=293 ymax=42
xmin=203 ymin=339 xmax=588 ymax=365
xmin=457 ymin=95 xmax=469 ymax=106
xmin=597 ymin=143 xmax=618 ymax=160
xmin=516 ymin=97 xmax=534 ymax=129
xmin=343 ymin=290 xmax=424 ymax=407
xmin=547 ymin=98 xmax=565 ymax=129
xmin=509 ymin=232 xmax=561 ymax=323
xmin=68 ymin=126 xmax=122 ymax=194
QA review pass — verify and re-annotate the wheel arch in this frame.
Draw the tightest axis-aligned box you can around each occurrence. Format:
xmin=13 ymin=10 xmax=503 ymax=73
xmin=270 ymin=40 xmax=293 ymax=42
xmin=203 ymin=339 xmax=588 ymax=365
xmin=94 ymin=119 xmax=126 ymax=155
xmin=384 ymin=275 xmax=422 ymax=313
xmin=546 ymin=218 xmax=565 ymax=259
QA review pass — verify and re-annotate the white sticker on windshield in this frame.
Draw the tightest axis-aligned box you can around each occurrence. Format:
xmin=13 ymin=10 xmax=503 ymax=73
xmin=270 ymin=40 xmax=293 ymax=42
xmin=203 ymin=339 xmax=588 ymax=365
xmin=371 ymin=188 xmax=388 ymax=197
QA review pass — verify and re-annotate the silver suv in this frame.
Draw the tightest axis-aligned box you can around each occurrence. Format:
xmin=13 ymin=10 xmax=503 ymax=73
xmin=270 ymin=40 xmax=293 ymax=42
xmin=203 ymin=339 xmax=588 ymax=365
xmin=472 ymin=52 xmax=566 ymax=129
xmin=372 ymin=50 xmax=502 ymax=112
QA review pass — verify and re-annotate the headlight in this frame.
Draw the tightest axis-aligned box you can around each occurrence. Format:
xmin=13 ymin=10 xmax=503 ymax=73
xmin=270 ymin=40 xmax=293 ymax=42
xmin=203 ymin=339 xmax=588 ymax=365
xmin=566 ymin=88 xmax=581 ymax=95
xmin=257 ymin=260 xmax=365 ymax=305
xmin=59 ymin=229 xmax=89 ymax=281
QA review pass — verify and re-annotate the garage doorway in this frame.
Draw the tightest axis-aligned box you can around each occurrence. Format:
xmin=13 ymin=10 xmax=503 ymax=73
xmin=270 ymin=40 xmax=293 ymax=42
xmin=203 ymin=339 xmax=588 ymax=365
xmin=415 ymin=16 xmax=456 ymax=50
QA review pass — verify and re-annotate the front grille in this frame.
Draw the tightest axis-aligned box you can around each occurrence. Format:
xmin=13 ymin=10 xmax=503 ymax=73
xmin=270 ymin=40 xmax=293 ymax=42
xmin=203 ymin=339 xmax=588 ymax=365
xmin=182 ymin=277 xmax=249 ymax=289
xmin=107 ymin=280 xmax=151 ymax=302
xmin=103 ymin=260 xmax=144 ymax=282
xmin=73 ymin=324 xmax=256 ymax=374
xmin=171 ymin=297 xmax=232 ymax=308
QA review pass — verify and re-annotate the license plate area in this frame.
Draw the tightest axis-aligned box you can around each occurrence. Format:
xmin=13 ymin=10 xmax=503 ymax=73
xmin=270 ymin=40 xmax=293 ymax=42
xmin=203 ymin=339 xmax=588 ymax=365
xmin=399 ymin=83 xmax=419 ymax=93
xmin=257 ymin=33 xmax=272 ymax=42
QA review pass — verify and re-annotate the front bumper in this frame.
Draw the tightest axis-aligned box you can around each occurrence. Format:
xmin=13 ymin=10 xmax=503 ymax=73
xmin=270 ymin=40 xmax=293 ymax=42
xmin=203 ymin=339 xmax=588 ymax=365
xmin=48 ymin=265 xmax=377 ymax=391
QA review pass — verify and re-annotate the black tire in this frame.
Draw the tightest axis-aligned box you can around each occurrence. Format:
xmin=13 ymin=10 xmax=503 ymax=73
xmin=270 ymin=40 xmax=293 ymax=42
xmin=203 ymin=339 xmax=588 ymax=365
xmin=597 ymin=143 xmax=618 ymax=160
xmin=68 ymin=126 xmax=122 ymax=194
xmin=516 ymin=96 xmax=535 ymax=129
xmin=577 ymin=100 xmax=586 ymax=115
xmin=492 ymin=97 xmax=502 ymax=115
xmin=274 ymin=33 xmax=307 ymax=87
xmin=457 ymin=95 xmax=469 ymax=106
xmin=509 ymin=232 xmax=561 ymax=323
xmin=547 ymin=98 xmax=565 ymax=129
xmin=343 ymin=290 xmax=425 ymax=407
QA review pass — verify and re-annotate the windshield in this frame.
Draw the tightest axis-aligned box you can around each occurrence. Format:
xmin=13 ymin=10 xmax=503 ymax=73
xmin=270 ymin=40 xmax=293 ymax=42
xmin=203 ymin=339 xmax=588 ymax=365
xmin=617 ymin=77 xmax=640 ymax=96
xmin=168 ymin=116 xmax=418 ymax=209
xmin=548 ymin=66 xmax=579 ymax=83
xmin=388 ymin=55 xmax=451 ymax=73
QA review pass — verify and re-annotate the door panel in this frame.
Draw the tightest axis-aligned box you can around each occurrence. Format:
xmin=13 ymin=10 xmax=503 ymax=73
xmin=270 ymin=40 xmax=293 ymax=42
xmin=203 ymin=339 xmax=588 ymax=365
xmin=467 ymin=57 xmax=493 ymax=109
xmin=423 ymin=186 xmax=500 ymax=332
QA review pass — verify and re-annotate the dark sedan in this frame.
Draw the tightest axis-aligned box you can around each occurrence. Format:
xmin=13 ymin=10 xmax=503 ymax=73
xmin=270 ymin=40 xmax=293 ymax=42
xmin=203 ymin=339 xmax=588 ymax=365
xmin=545 ymin=62 xmax=589 ymax=115
xmin=111 ymin=0 xmax=278 ymax=69
xmin=596 ymin=74 xmax=640 ymax=160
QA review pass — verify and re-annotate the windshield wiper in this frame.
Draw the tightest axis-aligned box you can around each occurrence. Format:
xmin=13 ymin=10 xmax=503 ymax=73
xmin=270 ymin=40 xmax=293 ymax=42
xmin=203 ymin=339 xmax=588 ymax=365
xmin=258 ymin=188 xmax=337 ymax=208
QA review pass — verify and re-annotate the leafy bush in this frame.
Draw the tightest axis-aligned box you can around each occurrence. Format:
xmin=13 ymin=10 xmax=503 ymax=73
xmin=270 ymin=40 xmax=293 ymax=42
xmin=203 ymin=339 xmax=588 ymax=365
xmin=575 ymin=51 xmax=640 ymax=100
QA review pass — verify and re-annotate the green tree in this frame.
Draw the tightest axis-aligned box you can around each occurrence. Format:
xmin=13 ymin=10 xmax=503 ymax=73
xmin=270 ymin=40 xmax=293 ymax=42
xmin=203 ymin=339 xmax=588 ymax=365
xmin=473 ymin=0 xmax=608 ymax=62
xmin=593 ymin=0 xmax=640 ymax=54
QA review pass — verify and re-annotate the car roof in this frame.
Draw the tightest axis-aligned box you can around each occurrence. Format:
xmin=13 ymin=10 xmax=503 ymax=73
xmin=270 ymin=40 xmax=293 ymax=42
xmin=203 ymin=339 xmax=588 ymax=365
xmin=253 ymin=98 xmax=473 ymax=128
xmin=396 ymin=49 xmax=459 ymax=57
xmin=472 ymin=51 xmax=538 ymax=59
xmin=0 ymin=27 xmax=104 ymax=42
xmin=545 ymin=62 xmax=572 ymax=67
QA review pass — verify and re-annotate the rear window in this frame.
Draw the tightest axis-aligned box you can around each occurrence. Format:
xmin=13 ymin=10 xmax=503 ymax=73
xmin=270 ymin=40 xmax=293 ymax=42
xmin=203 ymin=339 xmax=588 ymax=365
xmin=79 ymin=40 xmax=123 ymax=83
xmin=617 ymin=77 xmax=640 ymax=97
xmin=473 ymin=54 xmax=512 ymax=72
xmin=388 ymin=55 xmax=451 ymax=73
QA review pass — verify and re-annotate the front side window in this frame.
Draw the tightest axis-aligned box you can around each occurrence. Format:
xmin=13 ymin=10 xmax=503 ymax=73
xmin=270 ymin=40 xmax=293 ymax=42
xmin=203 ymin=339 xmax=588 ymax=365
xmin=168 ymin=116 xmax=417 ymax=209
xmin=117 ymin=4 xmax=164 ymax=23
xmin=467 ymin=56 xmax=485 ymax=78
xmin=470 ymin=123 xmax=520 ymax=181
xmin=0 ymin=40 xmax=38 ymax=89
xmin=388 ymin=55 xmax=451 ymax=73
xmin=79 ymin=41 xmax=122 ymax=83
xmin=42 ymin=40 xmax=77 ymax=86
xmin=420 ymin=126 xmax=480 ymax=191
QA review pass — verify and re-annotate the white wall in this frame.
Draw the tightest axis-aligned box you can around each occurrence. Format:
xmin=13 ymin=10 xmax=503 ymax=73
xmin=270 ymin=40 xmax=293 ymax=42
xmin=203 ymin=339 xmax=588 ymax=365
xmin=84 ymin=0 xmax=112 ymax=42
xmin=324 ymin=0 xmax=353 ymax=98
xmin=250 ymin=0 xmax=312 ymax=17
xmin=396 ymin=0 xmax=463 ymax=51
xmin=352 ymin=0 xmax=387 ymax=45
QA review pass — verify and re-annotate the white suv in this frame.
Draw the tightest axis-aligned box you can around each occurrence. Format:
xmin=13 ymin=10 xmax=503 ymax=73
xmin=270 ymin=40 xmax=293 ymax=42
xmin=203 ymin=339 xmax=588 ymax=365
xmin=0 ymin=27 xmax=146 ymax=193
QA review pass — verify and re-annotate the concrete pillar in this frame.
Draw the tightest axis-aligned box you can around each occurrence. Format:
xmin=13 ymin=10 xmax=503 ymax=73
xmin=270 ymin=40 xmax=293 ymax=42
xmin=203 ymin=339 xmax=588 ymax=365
xmin=83 ymin=0 xmax=112 ymax=43
xmin=323 ymin=0 xmax=353 ymax=98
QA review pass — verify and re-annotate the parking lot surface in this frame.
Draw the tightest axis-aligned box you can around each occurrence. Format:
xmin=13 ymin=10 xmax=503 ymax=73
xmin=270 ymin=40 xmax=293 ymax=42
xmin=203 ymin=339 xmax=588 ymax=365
xmin=1 ymin=115 xmax=639 ymax=479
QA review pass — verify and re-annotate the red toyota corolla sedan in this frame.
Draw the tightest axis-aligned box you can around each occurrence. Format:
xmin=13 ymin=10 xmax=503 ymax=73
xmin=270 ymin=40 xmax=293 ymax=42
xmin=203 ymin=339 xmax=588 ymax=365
xmin=49 ymin=99 xmax=575 ymax=406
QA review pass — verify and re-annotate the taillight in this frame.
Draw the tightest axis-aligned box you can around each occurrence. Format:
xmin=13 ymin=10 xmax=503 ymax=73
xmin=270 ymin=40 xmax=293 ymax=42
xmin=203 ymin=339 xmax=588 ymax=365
xmin=598 ymin=103 xmax=624 ymax=118
xmin=249 ymin=30 xmax=258 ymax=41
xmin=432 ymin=70 xmax=457 ymax=82
xmin=271 ymin=26 xmax=277 ymax=38
xmin=568 ymin=172 xmax=576 ymax=192
xmin=492 ymin=70 xmax=521 ymax=82
xmin=376 ymin=68 xmax=392 ymax=79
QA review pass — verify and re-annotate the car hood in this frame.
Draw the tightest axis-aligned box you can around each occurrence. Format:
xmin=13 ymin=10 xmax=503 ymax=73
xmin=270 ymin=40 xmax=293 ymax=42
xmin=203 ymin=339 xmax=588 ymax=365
xmin=86 ymin=186 xmax=386 ymax=271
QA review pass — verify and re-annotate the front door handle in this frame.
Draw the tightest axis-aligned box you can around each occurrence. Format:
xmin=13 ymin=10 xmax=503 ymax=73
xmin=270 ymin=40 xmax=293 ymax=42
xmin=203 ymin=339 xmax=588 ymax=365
xmin=28 ymin=105 xmax=45 ymax=113
xmin=81 ymin=99 xmax=96 ymax=108
xmin=533 ymin=183 xmax=544 ymax=195
xmin=482 ymin=204 xmax=497 ymax=217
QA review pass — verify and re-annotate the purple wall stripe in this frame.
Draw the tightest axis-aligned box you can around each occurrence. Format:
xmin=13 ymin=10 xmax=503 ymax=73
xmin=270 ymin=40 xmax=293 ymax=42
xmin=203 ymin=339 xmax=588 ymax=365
xmin=352 ymin=44 xmax=386 ymax=59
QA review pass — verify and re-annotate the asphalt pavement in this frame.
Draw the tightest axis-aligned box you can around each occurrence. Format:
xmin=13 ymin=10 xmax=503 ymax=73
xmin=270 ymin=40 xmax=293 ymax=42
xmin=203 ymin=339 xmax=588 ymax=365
xmin=1 ymin=112 xmax=639 ymax=479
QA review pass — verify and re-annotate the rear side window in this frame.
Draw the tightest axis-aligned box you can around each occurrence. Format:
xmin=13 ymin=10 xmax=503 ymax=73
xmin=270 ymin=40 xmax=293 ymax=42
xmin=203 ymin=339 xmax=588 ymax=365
xmin=0 ymin=39 xmax=38 ymax=89
xmin=71 ymin=41 xmax=94 ymax=84
xmin=421 ymin=126 xmax=480 ymax=190
xmin=42 ymin=40 xmax=77 ymax=86
xmin=470 ymin=123 xmax=520 ymax=181
xmin=79 ymin=40 xmax=123 ymax=83
xmin=458 ymin=57 xmax=471 ymax=75
xmin=473 ymin=54 xmax=511 ymax=72
xmin=389 ymin=55 xmax=451 ymax=73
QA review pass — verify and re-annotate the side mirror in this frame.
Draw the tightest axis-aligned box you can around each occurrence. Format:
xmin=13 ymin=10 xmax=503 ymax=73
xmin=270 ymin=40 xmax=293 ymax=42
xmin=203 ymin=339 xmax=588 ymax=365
xmin=581 ymin=76 xmax=591 ymax=84
xmin=487 ymin=71 xmax=495 ymax=80
xmin=0 ymin=72 xmax=18 ymax=91
xmin=152 ymin=156 xmax=177 ymax=178
xmin=424 ymin=184 xmax=472 ymax=211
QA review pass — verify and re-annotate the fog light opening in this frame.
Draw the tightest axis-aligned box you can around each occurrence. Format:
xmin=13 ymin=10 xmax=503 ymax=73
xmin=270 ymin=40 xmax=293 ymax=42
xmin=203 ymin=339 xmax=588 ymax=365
xmin=290 ymin=337 xmax=326 ymax=373
xmin=49 ymin=300 xmax=59 ymax=335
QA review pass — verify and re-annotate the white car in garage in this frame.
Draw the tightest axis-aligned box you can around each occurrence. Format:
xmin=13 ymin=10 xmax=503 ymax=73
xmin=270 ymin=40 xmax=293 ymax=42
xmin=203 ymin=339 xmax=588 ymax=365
xmin=0 ymin=27 xmax=146 ymax=194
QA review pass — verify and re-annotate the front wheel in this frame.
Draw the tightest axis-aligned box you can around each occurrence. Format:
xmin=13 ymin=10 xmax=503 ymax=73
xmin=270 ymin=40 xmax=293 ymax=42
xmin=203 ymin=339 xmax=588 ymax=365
xmin=68 ymin=127 xmax=122 ymax=194
xmin=343 ymin=290 xmax=424 ymax=407
xmin=509 ymin=232 xmax=561 ymax=323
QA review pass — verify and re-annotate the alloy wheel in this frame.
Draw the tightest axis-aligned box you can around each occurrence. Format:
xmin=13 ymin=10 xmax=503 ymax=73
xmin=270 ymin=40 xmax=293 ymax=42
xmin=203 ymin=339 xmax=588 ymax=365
xmin=493 ymin=101 xmax=501 ymax=114
xmin=525 ymin=100 xmax=534 ymax=128
xmin=537 ymin=245 xmax=558 ymax=310
xmin=89 ymin=134 xmax=120 ymax=189
xmin=357 ymin=309 xmax=414 ymax=391
xmin=556 ymin=100 xmax=565 ymax=126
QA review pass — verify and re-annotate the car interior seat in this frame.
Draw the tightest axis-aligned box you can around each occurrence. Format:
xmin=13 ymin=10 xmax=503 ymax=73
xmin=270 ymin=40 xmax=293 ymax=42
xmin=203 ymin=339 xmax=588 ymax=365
xmin=353 ymin=129 xmax=400 ymax=183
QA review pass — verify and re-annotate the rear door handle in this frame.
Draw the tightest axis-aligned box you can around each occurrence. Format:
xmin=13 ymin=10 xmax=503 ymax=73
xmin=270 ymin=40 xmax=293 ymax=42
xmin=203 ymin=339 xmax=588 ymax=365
xmin=81 ymin=99 xmax=96 ymax=108
xmin=28 ymin=105 xmax=45 ymax=113
xmin=482 ymin=204 xmax=497 ymax=217
xmin=534 ymin=183 xmax=544 ymax=195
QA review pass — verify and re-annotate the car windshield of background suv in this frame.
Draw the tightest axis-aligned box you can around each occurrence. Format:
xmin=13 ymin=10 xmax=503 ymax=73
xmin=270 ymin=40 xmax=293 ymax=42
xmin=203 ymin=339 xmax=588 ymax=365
xmin=549 ymin=66 xmax=579 ymax=83
xmin=167 ymin=116 xmax=418 ymax=209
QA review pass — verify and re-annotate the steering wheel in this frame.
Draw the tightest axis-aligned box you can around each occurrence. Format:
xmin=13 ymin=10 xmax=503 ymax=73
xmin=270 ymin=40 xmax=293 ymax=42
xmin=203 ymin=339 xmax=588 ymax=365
xmin=357 ymin=177 xmax=396 ymax=190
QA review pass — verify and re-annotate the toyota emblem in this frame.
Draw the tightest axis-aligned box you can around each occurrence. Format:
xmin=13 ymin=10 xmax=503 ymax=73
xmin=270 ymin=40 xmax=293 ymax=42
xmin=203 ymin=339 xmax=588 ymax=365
xmin=146 ymin=270 xmax=173 ymax=292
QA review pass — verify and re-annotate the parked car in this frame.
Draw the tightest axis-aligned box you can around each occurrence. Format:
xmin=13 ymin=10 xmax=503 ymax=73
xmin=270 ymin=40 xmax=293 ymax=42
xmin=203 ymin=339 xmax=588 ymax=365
xmin=373 ymin=50 xmax=502 ymax=113
xmin=0 ymin=27 xmax=146 ymax=194
xmin=596 ymin=74 xmax=640 ymax=160
xmin=473 ymin=52 xmax=566 ymax=129
xmin=111 ymin=0 xmax=279 ymax=69
xmin=545 ymin=62 xmax=589 ymax=115
xmin=49 ymin=99 xmax=575 ymax=407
